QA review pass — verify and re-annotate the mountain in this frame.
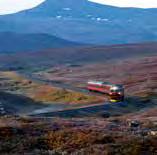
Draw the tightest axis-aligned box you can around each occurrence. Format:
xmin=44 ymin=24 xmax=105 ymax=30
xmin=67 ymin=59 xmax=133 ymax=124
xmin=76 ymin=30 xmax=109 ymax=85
xmin=0 ymin=32 xmax=81 ymax=52
xmin=0 ymin=0 xmax=157 ymax=45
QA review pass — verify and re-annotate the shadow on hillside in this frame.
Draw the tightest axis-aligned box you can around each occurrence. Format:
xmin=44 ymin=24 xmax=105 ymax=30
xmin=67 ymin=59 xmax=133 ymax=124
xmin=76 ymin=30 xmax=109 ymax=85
xmin=0 ymin=91 xmax=47 ymax=115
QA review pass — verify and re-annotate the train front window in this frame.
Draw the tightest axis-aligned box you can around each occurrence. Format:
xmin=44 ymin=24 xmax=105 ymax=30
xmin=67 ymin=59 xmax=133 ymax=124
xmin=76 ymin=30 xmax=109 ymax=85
xmin=111 ymin=89 xmax=123 ymax=93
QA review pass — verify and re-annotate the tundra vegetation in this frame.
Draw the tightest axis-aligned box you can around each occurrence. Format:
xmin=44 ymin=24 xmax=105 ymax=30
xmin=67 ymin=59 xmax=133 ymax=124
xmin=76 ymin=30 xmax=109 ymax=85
xmin=0 ymin=53 xmax=156 ymax=154
xmin=0 ymin=112 xmax=157 ymax=155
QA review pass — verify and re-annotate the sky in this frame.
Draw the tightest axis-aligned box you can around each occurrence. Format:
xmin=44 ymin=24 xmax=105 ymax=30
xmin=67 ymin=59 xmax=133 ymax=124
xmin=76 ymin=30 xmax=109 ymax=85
xmin=0 ymin=0 xmax=157 ymax=15
xmin=0 ymin=0 xmax=45 ymax=15
xmin=88 ymin=0 xmax=157 ymax=8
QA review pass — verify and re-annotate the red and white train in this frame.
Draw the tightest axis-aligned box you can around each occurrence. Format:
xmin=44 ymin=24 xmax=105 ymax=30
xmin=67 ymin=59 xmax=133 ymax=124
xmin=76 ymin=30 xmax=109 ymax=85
xmin=87 ymin=80 xmax=124 ymax=102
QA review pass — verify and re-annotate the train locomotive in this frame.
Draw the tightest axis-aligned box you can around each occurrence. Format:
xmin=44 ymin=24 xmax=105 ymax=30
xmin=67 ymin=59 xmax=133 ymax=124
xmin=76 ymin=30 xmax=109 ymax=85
xmin=87 ymin=80 xmax=124 ymax=102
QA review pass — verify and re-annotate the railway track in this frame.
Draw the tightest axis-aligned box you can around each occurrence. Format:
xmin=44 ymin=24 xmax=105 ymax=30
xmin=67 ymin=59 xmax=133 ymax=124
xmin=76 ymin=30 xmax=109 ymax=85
xmin=18 ymin=72 xmax=108 ymax=99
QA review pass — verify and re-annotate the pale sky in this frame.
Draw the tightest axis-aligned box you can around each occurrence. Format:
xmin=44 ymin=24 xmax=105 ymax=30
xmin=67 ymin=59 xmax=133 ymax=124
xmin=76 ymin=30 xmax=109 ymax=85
xmin=0 ymin=0 xmax=45 ymax=15
xmin=0 ymin=0 xmax=157 ymax=15
xmin=88 ymin=0 xmax=157 ymax=8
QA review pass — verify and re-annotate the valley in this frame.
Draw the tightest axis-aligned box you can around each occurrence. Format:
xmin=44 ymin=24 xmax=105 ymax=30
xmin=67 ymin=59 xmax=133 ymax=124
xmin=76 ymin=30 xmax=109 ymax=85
xmin=0 ymin=41 xmax=156 ymax=154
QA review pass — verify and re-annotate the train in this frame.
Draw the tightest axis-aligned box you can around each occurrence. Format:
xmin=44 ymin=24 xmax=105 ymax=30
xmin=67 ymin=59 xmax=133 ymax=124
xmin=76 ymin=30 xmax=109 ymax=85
xmin=87 ymin=80 xmax=124 ymax=102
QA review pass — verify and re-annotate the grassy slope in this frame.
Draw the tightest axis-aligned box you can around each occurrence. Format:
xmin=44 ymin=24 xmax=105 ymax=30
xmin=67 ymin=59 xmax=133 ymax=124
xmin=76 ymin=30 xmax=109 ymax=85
xmin=0 ymin=71 xmax=102 ymax=105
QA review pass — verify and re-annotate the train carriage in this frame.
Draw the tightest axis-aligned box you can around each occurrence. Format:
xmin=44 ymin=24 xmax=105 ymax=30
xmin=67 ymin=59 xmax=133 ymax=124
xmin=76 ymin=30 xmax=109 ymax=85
xmin=87 ymin=80 xmax=124 ymax=102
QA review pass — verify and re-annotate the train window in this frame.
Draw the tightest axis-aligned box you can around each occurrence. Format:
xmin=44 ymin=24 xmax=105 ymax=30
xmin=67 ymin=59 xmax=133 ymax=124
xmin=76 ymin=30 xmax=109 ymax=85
xmin=111 ymin=89 xmax=123 ymax=93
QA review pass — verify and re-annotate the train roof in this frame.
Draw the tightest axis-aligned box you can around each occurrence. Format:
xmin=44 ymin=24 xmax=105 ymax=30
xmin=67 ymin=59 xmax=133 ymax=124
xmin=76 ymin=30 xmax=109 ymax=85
xmin=87 ymin=80 xmax=123 ymax=88
xmin=88 ymin=80 xmax=112 ymax=85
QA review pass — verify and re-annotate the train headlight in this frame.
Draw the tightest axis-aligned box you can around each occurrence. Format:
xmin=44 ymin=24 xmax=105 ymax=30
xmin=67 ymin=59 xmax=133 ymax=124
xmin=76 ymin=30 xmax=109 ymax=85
xmin=112 ymin=86 xmax=118 ymax=90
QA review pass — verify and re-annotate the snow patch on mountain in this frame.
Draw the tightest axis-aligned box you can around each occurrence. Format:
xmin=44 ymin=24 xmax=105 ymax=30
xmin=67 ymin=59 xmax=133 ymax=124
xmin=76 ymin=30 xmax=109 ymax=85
xmin=63 ymin=8 xmax=72 ymax=11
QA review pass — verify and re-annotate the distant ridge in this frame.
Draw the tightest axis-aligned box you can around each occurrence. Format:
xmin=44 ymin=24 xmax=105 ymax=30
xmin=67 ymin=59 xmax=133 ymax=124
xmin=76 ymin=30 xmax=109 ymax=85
xmin=0 ymin=32 xmax=81 ymax=52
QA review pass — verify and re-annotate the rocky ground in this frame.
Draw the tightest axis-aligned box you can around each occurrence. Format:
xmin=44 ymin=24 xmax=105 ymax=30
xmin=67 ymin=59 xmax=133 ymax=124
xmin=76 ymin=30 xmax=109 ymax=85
xmin=0 ymin=107 xmax=157 ymax=155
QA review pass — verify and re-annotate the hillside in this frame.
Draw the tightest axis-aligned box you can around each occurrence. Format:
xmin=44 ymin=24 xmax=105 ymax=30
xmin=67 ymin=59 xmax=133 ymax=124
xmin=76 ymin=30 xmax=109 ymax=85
xmin=0 ymin=42 xmax=156 ymax=71
xmin=0 ymin=109 xmax=157 ymax=154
